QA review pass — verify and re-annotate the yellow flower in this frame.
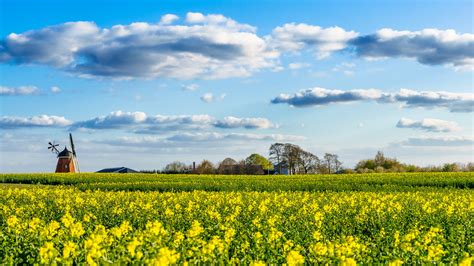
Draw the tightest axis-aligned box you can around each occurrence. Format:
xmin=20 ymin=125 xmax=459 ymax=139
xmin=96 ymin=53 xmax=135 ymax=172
xmin=187 ymin=220 xmax=204 ymax=238
xmin=251 ymin=261 xmax=266 ymax=266
xmin=70 ymin=222 xmax=85 ymax=237
xmin=61 ymin=212 xmax=75 ymax=228
xmin=28 ymin=217 xmax=42 ymax=231
xmin=7 ymin=216 xmax=19 ymax=227
xmin=147 ymin=220 xmax=166 ymax=236
xmin=127 ymin=238 xmax=142 ymax=257
xmin=311 ymin=242 xmax=328 ymax=256
xmin=312 ymin=231 xmax=322 ymax=241
xmin=150 ymin=247 xmax=180 ymax=265
xmin=459 ymin=257 xmax=473 ymax=266
xmin=39 ymin=242 xmax=56 ymax=264
xmin=388 ymin=259 xmax=404 ymax=266
xmin=286 ymin=250 xmax=304 ymax=266
xmin=63 ymin=241 xmax=77 ymax=259
xmin=341 ymin=257 xmax=357 ymax=266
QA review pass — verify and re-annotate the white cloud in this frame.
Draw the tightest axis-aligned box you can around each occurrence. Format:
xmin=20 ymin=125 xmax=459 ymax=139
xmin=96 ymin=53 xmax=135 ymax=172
xmin=69 ymin=111 xmax=274 ymax=132
xmin=159 ymin=14 xmax=179 ymax=25
xmin=272 ymin=87 xmax=474 ymax=112
xmin=50 ymin=86 xmax=61 ymax=93
xmin=269 ymin=23 xmax=358 ymax=59
xmin=214 ymin=116 xmax=275 ymax=129
xmin=0 ymin=85 xmax=39 ymax=96
xmin=0 ymin=115 xmax=72 ymax=128
xmin=200 ymin=92 xmax=226 ymax=103
xmin=396 ymin=118 xmax=461 ymax=132
xmin=0 ymin=14 xmax=277 ymax=79
xmin=401 ymin=136 xmax=473 ymax=147
xmin=271 ymin=87 xmax=382 ymax=107
xmin=351 ymin=28 xmax=474 ymax=70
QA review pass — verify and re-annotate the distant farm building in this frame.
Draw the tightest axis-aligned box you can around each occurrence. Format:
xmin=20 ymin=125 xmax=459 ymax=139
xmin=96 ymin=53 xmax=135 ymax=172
xmin=96 ymin=167 xmax=138 ymax=173
xmin=272 ymin=162 xmax=289 ymax=175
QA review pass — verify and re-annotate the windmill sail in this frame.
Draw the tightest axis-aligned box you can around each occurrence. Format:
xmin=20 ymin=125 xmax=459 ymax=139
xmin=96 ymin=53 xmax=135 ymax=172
xmin=69 ymin=133 xmax=80 ymax=173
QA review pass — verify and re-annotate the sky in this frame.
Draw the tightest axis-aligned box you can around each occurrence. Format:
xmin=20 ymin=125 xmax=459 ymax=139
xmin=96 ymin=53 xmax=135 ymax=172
xmin=0 ymin=0 xmax=473 ymax=172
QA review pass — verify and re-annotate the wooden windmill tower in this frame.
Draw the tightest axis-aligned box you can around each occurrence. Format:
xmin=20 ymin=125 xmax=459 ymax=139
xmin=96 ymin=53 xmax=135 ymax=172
xmin=48 ymin=133 xmax=80 ymax=173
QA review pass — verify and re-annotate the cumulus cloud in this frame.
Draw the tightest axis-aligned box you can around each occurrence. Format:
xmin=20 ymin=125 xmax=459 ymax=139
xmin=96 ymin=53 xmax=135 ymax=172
xmin=0 ymin=115 xmax=72 ymax=128
xmin=213 ymin=116 xmax=275 ymax=129
xmin=401 ymin=136 xmax=473 ymax=147
xmin=271 ymin=87 xmax=474 ymax=112
xmin=269 ymin=23 xmax=358 ymax=59
xmin=396 ymin=118 xmax=461 ymax=132
xmin=382 ymin=89 xmax=473 ymax=112
xmin=271 ymin=87 xmax=382 ymax=107
xmin=351 ymin=28 xmax=474 ymax=70
xmin=0 ymin=85 xmax=39 ymax=96
xmin=200 ymin=93 xmax=226 ymax=103
xmin=0 ymin=13 xmax=278 ymax=79
xmin=159 ymin=14 xmax=179 ymax=25
xmin=70 ymin=111 xmax=274 ymax=132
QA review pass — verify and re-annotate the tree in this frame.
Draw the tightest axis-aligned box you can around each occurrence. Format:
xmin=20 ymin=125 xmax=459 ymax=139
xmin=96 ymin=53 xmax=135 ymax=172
xmin=163 ymin=161 xmax=189 ymax=173
xmin=269 ymin=143 xmax=285 ymax=173
xmin=217 ymin=158 xmax=237 ymax=174
xmin=196 ymin=160 xmax=215 ymax=174
xmin=298 ymin=150 xmax=319 ymax=174
xmin=323 ymin=153 xmax=343 ymax=174
xmin=245 ymin=153 xmax=273 ymax=170
xmin=283 ymin=144 xmax=302 ymax=175
xmin=442 ymin=163 xmax=460 ymax=172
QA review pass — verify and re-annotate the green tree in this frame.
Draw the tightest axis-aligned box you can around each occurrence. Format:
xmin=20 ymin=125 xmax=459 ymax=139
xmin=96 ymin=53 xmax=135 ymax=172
xmin=245 ymin=153 xmax=274 ymax=170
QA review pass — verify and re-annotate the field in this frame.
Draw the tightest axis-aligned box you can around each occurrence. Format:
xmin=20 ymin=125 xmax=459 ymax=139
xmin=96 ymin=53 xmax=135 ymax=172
xmin=1 ymin=173 xmax=473 ymax=265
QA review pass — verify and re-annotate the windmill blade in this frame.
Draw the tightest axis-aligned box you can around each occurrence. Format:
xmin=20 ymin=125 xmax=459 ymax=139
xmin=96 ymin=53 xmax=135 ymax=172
xmin=69 ymin=133 xmax=77 ymax=156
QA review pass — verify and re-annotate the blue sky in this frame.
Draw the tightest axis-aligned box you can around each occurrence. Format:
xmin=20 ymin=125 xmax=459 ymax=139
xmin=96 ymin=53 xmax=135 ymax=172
xmin=0 ymin=0 xmax=473 ymax=172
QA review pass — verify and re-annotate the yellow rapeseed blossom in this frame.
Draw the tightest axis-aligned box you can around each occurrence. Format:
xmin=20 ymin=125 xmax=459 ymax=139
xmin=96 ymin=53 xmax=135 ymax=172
xmin=286 ymin=250 xmax=305 ymax=266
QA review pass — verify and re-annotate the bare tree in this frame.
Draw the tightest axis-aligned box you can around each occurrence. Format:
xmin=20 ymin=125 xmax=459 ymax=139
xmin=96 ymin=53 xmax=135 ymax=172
xmin=323 ymin=153 xmax=343 ymax=174
xmin=299 ymin=150 xmax=319 ymax=174
xmin=196 ymin=160 xmax=215 ymax=174
xmin=269 ymin=143 xmax=285 ymax=173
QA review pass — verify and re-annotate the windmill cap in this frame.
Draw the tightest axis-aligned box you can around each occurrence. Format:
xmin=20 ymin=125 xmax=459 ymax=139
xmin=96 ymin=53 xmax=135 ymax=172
xmin=57 ymin=147 xmax=73 ymax=158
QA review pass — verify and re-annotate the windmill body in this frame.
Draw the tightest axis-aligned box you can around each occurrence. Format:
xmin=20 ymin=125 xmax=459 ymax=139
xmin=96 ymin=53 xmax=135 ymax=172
xmin=55 ymin=147 xmax=77 ymax=173
xmin=49 ymin=133 xmax=80 ymax=173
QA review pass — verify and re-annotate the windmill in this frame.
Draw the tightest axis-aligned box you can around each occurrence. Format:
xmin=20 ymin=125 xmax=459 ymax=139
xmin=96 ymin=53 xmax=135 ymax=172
xmin=49 ymin=133 xmax=80 ymax=173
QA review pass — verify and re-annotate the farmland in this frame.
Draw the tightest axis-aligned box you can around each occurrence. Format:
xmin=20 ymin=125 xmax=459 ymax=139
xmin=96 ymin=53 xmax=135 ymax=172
xmin=1 ymin=173 xmax=473 ymax=264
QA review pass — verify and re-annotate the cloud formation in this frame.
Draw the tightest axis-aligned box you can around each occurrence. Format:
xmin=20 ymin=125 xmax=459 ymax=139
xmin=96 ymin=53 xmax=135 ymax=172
xmin=213 ymin=116 xmax=275 ymax=129
xmin=0 ymin=85 xmax=39 ymax=96
xmin=3 ymin=17 xmax=472 ymax=78
xmin=396 ymin=118 xmax=461 ymax=132
xmin=0 ymin=115 xmax=72 ymax=128
xmin=351 ymin=28 xmax=474 ymax=70
xmin=200 ymin=93 xmax=225 ymax=103
xmin=70 ymin=111 xmax=274 ymax=132
xmin=401 ymin=136 xmax=473 ymax=147
xmin=0 ymin=13 xmax=278 ymax=79
xmin=271 ymin=87 xmax=474 ymax=112
xmin=269 ymin=23 xmax=358 ymax=59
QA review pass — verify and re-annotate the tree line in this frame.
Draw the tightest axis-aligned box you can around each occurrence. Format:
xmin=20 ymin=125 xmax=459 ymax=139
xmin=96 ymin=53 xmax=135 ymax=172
xmin=139 ymin=143 xmax=474 ymax=174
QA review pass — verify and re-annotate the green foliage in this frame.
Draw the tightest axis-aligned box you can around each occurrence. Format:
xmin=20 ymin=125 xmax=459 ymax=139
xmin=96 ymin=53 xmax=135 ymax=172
xmin=245 ymin=153 xmax=273 ymax=170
